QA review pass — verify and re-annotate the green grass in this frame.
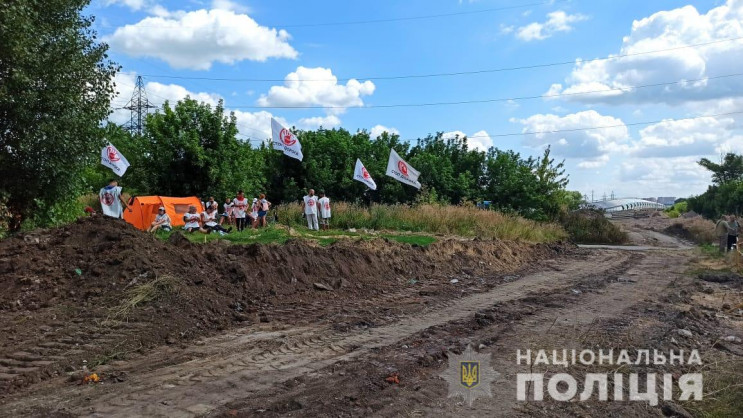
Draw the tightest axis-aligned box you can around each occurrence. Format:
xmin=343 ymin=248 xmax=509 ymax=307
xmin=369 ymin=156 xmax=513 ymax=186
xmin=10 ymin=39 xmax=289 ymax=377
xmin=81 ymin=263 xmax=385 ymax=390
xmin=157 ymin=225 xmax=290 ymax=245
xmin=700 ymin=243 xmax=725 ymax=259
xmin=155 ymin=223 xmax=439 ymax=247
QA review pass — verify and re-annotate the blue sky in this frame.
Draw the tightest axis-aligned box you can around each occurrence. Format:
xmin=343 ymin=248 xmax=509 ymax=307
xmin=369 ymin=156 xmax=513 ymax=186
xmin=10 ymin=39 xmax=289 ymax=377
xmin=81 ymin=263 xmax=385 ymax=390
xmin=91 ymin=0 xmax=743 ymax=199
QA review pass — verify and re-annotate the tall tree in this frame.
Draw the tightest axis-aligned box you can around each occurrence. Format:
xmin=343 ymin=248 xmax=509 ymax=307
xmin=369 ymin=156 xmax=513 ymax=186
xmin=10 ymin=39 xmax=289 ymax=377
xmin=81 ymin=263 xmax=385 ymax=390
xmin=0 ymin=0 xmax=118 ymax=230
xmin=141 ymin=98 xmax=264 ymax=200
xmin=698 ymin=153 xmax=743 ymax=185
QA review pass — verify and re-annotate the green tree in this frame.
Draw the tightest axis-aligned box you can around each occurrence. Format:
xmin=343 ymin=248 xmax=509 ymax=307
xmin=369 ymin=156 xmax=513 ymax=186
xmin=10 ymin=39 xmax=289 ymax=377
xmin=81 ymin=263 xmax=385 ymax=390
xmin=0 ymin=0 xmax=118 ymax=230
xmin=688 ymin=152 xmax=743 ymax=219
xmin=137 ymin=98 xmax=264 ymax=200
xmin=698 ymin=153 xmax=743 ymax=185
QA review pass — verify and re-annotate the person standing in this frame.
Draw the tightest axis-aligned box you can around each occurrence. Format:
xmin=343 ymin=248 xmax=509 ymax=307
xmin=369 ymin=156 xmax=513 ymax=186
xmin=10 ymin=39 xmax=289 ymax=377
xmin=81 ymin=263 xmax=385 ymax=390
xmin=716 ymin=215 xmax=732 ymax=253
xmin=318 ymin=191 xmax=331 ymax=231
xmin=99 ymin=179 xmax=129 ymax=218
xmin=728 ymin=215 xmax=740 ymax=251
xmin=301 ymin=189 xmax=319 ymax=230
xmin=258 ymin=193 xmax=271 ymax=228
xmin=232 ymin=190 xmax=249 ymax=232
xmin=221 ymin=197 xmax=233 ymax=226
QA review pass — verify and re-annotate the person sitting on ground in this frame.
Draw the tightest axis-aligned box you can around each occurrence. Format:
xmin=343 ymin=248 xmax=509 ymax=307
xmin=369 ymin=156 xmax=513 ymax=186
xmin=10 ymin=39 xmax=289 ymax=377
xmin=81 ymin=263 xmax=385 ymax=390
xmin=148 ymin=206 xmax=172 ymax=233
xmin=183 ymin=205 xmax=208 ymax=234
xmin=258 ymin=193 xmax=271 ymax=228
xmin=202 ymin=205 xmax=231 ymax=235
xmin=728 ymin=215 xmax=740 ymax=251
xmin=318 ymin=191 xmax=331 ymax=231
xmin=716 ymin=215 xmax=732 ymax=253
xmin=221 ymin=197 xmax=233 ymax=226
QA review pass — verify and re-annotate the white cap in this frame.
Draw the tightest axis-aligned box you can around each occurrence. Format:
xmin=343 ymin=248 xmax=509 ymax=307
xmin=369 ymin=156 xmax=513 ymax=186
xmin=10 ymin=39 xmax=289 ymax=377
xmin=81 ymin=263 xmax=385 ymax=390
xmin=158 ymin=206 xmax=165 ymax=210
xmin=253 ymin=198 xmax=258 ymax=202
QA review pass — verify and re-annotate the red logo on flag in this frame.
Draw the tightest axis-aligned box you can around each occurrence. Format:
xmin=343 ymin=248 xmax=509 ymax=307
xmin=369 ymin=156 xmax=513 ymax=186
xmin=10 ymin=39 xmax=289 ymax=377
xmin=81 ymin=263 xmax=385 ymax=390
xmin=361 ymin=166 xmax=370 ymax=179
xmin=398 ymin=161 xmax=409 ymax=176
xmin=107 ymin=146 xmax=120 ymax=162
xmin=280 ymin=128 xmax=296 ymax=146
xmin=101 ymin=192 xmax=115 ymax=206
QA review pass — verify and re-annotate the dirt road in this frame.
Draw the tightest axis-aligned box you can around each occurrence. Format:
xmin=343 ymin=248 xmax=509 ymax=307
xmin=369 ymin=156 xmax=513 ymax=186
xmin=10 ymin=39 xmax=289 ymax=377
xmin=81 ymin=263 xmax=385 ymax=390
xmin=1 ymin=220 xmax=741 ymax=417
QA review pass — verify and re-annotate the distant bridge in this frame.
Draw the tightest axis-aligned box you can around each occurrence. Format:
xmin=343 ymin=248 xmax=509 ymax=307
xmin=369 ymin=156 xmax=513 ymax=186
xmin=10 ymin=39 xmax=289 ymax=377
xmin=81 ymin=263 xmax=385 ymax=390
xmin=582 ymin=198 xmax=668 ymax=213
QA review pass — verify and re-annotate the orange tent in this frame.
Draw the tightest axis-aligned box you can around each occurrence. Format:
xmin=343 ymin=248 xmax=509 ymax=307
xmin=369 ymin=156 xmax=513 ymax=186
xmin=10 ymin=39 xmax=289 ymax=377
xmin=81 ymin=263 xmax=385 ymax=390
xmin=124 ymin=196 xmax=204 ymax=230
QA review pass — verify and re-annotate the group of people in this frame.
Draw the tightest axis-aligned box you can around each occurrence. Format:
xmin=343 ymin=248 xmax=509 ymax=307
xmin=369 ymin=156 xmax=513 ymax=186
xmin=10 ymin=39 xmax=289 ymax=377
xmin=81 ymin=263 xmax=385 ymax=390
xmin=100 ymin=179 xmax=333 ymax=234
xmin=218 ymin=190 xmax=272 ymax=232
xmin=715 ymin=215 xmax=740 ymax=253
xmin=301 ymin=189 xmax=331 ymax=231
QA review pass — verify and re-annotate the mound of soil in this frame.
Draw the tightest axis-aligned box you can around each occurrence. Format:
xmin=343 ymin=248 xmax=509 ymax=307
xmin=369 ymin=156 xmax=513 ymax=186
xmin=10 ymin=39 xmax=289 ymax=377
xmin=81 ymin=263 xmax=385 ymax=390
xmin=0 ymin=216 xmax=571 ymax=394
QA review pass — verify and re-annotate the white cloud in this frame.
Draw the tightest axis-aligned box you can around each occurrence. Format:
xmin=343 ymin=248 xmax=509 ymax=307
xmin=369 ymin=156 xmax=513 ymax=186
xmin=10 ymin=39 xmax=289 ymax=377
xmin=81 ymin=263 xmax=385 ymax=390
xmin=618 ymin=156 xmax=712 ymax=196
xmin=515 ymin=11 xmax=588 ymax=41
xmin=513 ymin=110 xmax=630 ymax=166
xmin=550 ymin=0 xmax=743 ymax=104
xmin=211 ymin=0 xmax=249 ymax=13
xmin=107 ymin=9 xmax=298 ymax=70
xmin=110 ymin=72 xmax=223 ymax=125
xmin=442 ymin=130 xmax=494 ymax=152
xmin=109 ymin=73 xmax=346 ymax=144
xmin=296 ymin=115 xmax=342 ymax=130
xmin=106 ymin=0 xmax=146 ymax=11
xmin=370 ymin=125 xmax=400 ymax=138
xmin=630 ymin=113 xmax=743 ymax=159
xmin=257 ymin=66 xmax=375 ymax=114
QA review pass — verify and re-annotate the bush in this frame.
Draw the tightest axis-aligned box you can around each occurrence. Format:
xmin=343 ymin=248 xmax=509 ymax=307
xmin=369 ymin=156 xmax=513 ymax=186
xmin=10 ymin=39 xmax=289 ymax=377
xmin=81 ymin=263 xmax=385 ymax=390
xmin=663 ymin=217 xmax=717 ymax=245
xmin=559 ymin=209 xmax=628 ymax=245
xmin=274 ymin=202 xmax=567 ymax=243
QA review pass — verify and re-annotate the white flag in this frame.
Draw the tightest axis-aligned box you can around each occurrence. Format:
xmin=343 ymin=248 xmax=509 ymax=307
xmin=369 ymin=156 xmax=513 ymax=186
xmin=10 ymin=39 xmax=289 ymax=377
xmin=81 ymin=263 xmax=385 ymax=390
xmin=271 ymin=118 xmax=303 ymax=161
xmin=101 ymin=143 xmax=130 ymax=176
xmin=353 ymin=158 xmax=377 ymax=190
xmin=386 ymin=148 xmax=421 ymax=189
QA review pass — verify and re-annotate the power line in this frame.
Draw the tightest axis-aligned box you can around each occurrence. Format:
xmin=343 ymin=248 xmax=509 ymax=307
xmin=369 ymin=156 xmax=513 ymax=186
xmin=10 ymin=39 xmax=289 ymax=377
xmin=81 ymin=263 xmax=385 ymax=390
xmin=217 ymin=72 xmax=743 ymax=109
xmin=423 ymin=110 xmax=743 ymax=140
xmin=140 ymin=36 xmax=743 ymax=83
xmin=232 ymin=111 xmax=743 ymax=145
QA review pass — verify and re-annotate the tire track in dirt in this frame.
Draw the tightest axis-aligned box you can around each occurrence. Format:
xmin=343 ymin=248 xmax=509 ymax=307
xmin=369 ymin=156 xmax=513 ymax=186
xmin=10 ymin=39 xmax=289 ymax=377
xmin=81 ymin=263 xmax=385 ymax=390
xmin=0 ymin=250 xmax=635 ymax=417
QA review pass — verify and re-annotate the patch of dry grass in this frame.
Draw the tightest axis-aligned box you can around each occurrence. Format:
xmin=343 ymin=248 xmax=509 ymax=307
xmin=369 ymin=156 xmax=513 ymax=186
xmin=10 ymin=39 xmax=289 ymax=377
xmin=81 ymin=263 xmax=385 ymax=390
xmin=274 ymin=202 xmax=567 ymax=243
xmin=105 ymin=275 xmax=181 ymax=323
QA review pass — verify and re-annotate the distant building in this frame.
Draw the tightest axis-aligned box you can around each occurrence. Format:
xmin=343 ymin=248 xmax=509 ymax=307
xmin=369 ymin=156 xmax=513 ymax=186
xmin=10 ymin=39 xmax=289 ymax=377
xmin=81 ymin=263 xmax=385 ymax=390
xmin=656 ymin=197 xmax=676 ymax=206
xmin=642 ymin=197 xmax=658 ymax=202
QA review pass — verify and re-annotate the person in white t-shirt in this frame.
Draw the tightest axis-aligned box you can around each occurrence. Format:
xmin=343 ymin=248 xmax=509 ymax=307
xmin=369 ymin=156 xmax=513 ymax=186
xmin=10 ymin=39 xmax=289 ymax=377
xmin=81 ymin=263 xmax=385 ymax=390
xmin=301 ymin=189 xmax=319 ymax=230
xmin=148 ymin=207 xmax=172 ymax=233
xmin=250 ymin=198 xmax=260 ymax=228
xmin=318 ymin=191 xmax=331 ymax=231
xmin=202 ymin=205 xmax=231 ymax=235
xmin=99 ymin=179 xmax=130 ymax=218
xmin=183 ymin=205 xmax=208 ymax=234
xmin=232 ymin=190 xmax=250 ymax=232
xmin=220 ymin=197 xmax=233 ymax=226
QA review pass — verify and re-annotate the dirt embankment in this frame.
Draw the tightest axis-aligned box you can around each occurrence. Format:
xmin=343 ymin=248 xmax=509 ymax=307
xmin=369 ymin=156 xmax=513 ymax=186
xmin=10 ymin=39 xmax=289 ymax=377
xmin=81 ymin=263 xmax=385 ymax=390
xmin=0 ymin=217 xmax=571 ymax=394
